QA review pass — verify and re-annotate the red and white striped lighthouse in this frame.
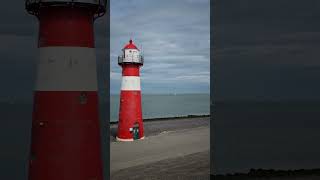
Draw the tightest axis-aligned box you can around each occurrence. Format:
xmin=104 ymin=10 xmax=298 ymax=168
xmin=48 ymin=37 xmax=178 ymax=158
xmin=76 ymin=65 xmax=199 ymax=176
xmin=25 ymin=1 xmax=106 ymax=180
xmin=117 ymin=39 xmax=144 ymax=141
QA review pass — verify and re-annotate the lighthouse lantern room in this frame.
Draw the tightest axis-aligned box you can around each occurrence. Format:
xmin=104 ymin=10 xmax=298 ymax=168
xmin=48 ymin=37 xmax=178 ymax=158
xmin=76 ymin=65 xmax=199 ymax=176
xmin=118 ymin=39 xmax=144 ymax=65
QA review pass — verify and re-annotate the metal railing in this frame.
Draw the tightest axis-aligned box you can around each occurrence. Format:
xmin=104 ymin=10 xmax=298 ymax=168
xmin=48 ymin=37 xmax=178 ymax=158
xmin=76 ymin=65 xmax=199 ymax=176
xmin=118 ymin=55 xmax=144 ymax=65
xmin=25 ymin=0 xmax=107 ymax=18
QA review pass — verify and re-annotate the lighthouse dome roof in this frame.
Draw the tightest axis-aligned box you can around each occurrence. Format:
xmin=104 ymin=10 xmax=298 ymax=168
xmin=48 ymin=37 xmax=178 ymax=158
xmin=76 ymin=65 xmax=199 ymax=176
xmin=123 ymin=39 xmax=139 ymax=50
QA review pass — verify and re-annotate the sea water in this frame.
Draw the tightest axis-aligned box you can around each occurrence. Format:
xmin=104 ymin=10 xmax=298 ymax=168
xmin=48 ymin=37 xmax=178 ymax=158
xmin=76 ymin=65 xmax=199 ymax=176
xmin=110 ymin=94 xmax=210 ymax=122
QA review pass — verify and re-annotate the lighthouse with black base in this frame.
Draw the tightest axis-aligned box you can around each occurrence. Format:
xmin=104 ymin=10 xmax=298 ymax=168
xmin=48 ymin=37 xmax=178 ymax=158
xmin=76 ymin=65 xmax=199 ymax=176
xmin=25 ymin=0 xmax=106 ymax=180
xmin=117 ymin=39 xmax=144 ymax=141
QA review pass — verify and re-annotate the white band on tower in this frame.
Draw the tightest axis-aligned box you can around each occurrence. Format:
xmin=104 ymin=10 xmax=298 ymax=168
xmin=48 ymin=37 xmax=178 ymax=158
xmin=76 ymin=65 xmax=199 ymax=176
xmin=121 ymin=76 xmax=141 ymax=91
xmin=35 ymin=47 xmax=98 ymax=91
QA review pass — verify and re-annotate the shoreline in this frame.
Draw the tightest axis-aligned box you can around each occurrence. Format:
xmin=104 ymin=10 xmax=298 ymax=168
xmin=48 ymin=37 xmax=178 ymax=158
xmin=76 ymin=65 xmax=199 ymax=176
xmin=110 ymin=115 xmax=210 ymax=141
xmin=109 ymin=114 xmax=210 ymax=124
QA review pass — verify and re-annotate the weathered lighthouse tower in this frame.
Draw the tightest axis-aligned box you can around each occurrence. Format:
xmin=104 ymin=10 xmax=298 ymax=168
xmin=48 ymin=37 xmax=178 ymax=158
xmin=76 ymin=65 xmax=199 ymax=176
xmin=25 ymin=0 xmax=106 ymax=180
xmin=117 ymin=39 xmax=144 ymax=141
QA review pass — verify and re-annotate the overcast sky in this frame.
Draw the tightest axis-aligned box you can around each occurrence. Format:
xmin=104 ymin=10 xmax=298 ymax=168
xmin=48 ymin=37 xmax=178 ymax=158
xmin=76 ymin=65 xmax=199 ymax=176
xmin=2 ymin=0 xmax=320 ymax=101
xmin=110 ymin=0 xmax=210 ymax=94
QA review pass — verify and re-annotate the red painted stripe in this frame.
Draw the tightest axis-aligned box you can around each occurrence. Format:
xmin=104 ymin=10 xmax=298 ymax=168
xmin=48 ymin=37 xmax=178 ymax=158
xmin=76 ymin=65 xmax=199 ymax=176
xmin=38 ymin=6 xmax=95 ymax=47
xmin=117 ymin=90 xmax=144 ymax=139
xmin=122 ymin=64 xmax=140 ymax=76
xmin=29 ymin=91 xmax=103 ymax=180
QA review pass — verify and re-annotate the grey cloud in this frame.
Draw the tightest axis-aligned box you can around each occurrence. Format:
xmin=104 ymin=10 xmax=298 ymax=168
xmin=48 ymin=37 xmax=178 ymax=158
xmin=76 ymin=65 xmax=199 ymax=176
xmin=110 ymin=0 xmax=210 ymax=94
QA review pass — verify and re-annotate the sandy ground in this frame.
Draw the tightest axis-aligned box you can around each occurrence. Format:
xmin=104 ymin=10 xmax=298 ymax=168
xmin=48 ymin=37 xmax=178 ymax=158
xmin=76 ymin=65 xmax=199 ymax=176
xmin=110 ymin=117 xmax=210 ymax=180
